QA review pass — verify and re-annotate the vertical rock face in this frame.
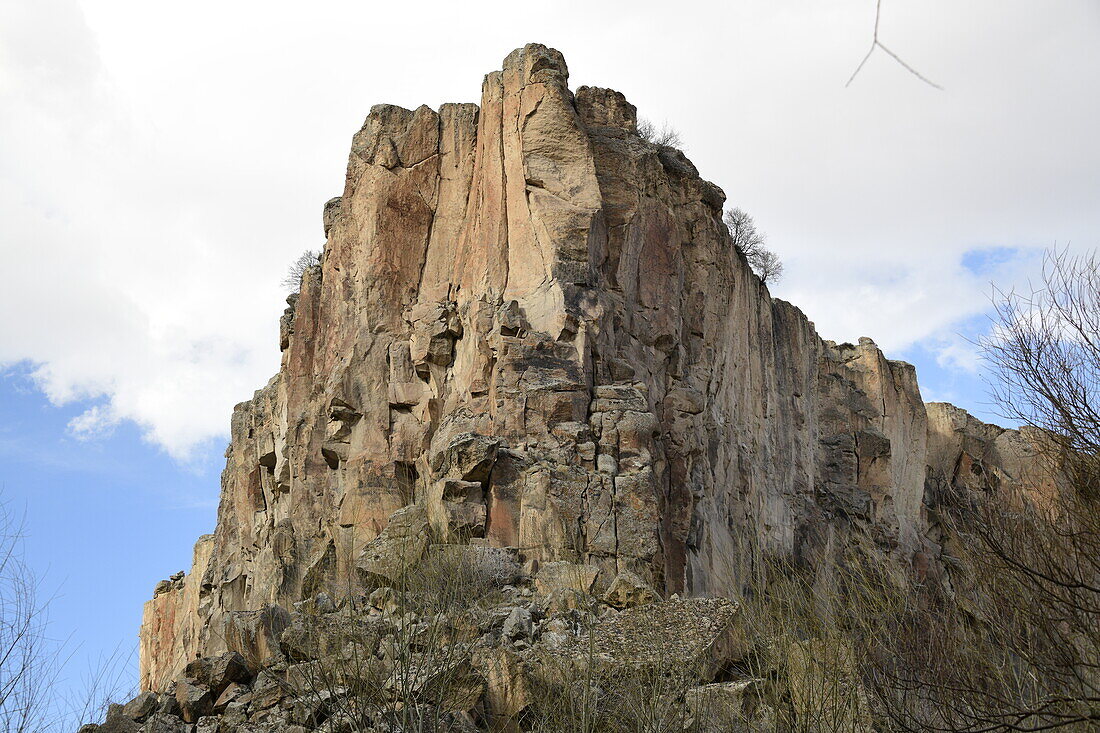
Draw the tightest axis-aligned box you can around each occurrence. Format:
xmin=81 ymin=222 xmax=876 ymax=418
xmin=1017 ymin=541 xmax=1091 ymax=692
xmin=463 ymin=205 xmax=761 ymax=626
xmin=137 ymin=44 xmax=1020 ymax=690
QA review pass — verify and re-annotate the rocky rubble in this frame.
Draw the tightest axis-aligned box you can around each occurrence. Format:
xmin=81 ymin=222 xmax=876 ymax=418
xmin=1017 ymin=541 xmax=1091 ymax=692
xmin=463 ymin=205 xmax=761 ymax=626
xmin=92 ymin=543 xmax=868 ymax=732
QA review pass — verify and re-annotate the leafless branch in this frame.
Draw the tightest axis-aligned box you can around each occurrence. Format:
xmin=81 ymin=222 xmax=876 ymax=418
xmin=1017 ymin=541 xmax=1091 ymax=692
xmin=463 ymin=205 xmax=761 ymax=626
xmin=724 ymin=207 xmax=784 ymax=284
xmin=282 ymin=249 xmax=322 ymax=292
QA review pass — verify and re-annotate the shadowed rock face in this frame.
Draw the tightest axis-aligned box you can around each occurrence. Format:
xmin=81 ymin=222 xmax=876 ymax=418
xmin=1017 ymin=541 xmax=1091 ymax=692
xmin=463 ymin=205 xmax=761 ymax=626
xmin=137 ymin=43 xmax=1036 ymax=691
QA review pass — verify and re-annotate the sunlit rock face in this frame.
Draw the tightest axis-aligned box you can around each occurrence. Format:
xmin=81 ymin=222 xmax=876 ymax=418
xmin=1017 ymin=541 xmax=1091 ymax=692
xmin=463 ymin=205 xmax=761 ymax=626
xmin=139 ymin=43 xmax=1013 ymax=691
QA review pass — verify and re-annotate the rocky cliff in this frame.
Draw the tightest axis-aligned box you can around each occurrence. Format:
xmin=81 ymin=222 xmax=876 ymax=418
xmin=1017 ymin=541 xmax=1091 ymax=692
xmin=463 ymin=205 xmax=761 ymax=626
xmin=137 ymin=43 xmax=1039 ymax=693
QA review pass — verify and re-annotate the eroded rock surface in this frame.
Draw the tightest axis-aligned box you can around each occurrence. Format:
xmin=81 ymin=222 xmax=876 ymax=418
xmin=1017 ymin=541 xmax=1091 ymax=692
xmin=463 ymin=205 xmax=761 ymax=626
xmin=137 ymin=43 xmax=1046 ymax=694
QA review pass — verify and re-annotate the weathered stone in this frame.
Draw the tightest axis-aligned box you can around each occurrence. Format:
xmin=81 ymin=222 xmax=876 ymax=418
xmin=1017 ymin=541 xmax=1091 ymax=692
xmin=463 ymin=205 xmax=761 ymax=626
xmin=534 ymin=562 xmax=599 ymax=596
xmin=502 ymin=607 xmax=533 ymax=641
xmin=135 ymin=43 xmax=1058 ymax=706
xmin=355 ymin=504 xmax=430 ymax=585
xmin=477 ymin=648 xmax=530 ymax=732
xmin=97 ymin=704 xmax=139 ymax=733
xmin=602 ymin=571 xmax=658 ymax=609
xmin=213 ymin=681 xmax=248 ymax=712
xmin=223 ymin=606 xmax=291 ymax=672
xmin=184 ymin=650 xmax=251 ymax=697
xmin=174 ymin=678 xmax=213 ymax=723
xmin=193 ymin=717 xmax=218 ymax=733
xmin=120 ymin=691 xmax=158 ymax=722
xmin=684 ymin=680 xmax=763 ymax=733
xmin=141 ymin=713 xmax=190 ymax=733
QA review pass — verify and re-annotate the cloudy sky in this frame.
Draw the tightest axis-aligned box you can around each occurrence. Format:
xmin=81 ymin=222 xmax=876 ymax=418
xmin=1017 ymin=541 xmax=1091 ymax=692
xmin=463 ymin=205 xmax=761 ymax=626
xmin=2 ymin=0 xmax=1098 ymax=716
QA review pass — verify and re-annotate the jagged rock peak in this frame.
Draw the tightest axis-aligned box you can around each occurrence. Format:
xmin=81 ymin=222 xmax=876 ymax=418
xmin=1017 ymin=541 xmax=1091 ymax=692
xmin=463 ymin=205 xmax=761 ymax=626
xmin=136 ymin=43 xmax=1032 ymax=697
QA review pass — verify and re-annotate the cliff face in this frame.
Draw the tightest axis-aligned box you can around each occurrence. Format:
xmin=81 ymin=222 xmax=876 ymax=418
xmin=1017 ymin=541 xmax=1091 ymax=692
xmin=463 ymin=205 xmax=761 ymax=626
xmin=138 ymin=44 xmax=1027 ymax=691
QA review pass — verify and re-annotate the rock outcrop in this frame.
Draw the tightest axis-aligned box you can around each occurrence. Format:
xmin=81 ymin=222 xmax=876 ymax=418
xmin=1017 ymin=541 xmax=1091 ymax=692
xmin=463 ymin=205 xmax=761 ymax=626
xmin=136 ymin=43 xmax=1046 ymax=696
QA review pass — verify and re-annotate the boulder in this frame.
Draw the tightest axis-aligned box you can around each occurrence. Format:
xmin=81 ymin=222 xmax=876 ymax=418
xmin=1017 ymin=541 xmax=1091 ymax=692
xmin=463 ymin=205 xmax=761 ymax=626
xmin=223 ymin=605 xmax=291 ymax=672
xmin=96 ymin=704 xmax=139 ymax=733
xmin=120 ymin=691 xmax=158 ymax=722
xmin=684 ymin=679 xmax=764 ymax=732
xmin=502 ymin=607 xmax=533 ymax=641
xmin=140 ymin=714 xmax=190 ymax=733
xmin=184 ymin=650 xmax=251 ymax=696
xmin=601 ymin=571 xmax=658 ymax=609
xmin=213 ymin=681 xmax=249 ymax=712
xmin=174 ymin=678 xmax=213 ymax=723
xmin=355 ymin=504 xmax=430 ymax=585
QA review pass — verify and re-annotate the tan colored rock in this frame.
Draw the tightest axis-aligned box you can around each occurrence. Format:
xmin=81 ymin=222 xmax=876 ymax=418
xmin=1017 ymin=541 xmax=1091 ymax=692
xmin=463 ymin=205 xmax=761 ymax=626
xmin=174 ymin=679 xmax=213 ymax=723
xmin=602 ymin=570 xmax=658 ymax=609
xmin=477 ymin=647 xmax=530 ymax=733
xmin=137 ymin=43 xmax=1050 ymax=692
xmin=684 ymin=680 xmax=764 ymax=733
xmin=534 ymin=561 xmax=599 ymax=596
xmin=355 ymin=504 xmax=430 ymax=585
xmin=222 ymin=605 xmax=291 ymax=672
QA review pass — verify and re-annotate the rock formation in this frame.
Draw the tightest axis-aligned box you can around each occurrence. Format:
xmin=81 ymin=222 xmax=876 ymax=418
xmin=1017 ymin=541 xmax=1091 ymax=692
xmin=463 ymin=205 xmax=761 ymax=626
xmin=134 ymin=43 xmax=1046 ymax=704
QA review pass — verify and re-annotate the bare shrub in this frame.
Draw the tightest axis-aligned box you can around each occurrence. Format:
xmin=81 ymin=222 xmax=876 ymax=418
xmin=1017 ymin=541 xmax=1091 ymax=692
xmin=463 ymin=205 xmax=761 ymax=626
xmin=860 ymin=249 xmax=1100 ymax=731
xmin=523 ymin=639 xmax=694 ymax=733
xmin=282 ymin=249 xmax=322 ymax=292
xmin=0 ymin=500 xmax=58 ymax=732
xmin=724 ymin=207 xmax=783 ymax=284
xmin=282 ymin=543 xmax=513 ymax=732
xmin=637 ymin=118 xmax=683 ymax=148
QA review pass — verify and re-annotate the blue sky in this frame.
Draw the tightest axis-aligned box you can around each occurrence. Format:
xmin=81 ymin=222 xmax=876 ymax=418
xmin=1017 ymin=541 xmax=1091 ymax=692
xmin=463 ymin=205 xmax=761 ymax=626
xmin=0 ymin=365 xmax=221 ymax=716
xmin=2 ymin=0 xmax=1098 ymax=721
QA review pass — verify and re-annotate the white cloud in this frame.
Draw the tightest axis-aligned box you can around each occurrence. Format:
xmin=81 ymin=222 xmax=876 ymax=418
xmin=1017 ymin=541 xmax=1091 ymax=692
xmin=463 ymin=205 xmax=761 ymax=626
xmin=932 ymin=337 xmax=983 ymax=375
xmin=2 ymin=0 xmax=1098 ymax=459
xmin=67 ymin=404 xmax=120 ymax=441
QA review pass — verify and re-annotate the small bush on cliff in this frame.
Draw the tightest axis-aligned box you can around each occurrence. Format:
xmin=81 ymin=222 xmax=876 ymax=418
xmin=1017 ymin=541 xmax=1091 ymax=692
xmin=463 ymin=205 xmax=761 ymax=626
xmin=724 ymin=208 xmax=783 ymax=284
xmin=637 ymin=118 xmax=683 ymax=148
xmin=282 ymin=249 xmax=321 ymax=292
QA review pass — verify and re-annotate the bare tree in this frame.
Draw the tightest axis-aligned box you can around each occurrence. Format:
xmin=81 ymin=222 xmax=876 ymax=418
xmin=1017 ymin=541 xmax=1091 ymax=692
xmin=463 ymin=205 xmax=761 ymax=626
xmin=724 ymin=208 xmax=783 ymax=284
xmin=0 ymin=499 xmax=57 ymax=732
xmin=637 ymin=119 xmax=683 ymax=148
xmin=860 ymin=249 xmax=1100 ymax=731
xmin=62 ymin=645 xmax=137 ymax=730
xmin=983 ymin=249 xmax=1100 ymax=478
xmin=282 ymin=249 xmax=322 ymax=292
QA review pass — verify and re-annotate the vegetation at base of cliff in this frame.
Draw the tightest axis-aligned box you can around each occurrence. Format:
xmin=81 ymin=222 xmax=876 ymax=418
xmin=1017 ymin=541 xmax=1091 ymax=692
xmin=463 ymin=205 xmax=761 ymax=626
xmin=875 ymin=249 xmax=1100 ymax=731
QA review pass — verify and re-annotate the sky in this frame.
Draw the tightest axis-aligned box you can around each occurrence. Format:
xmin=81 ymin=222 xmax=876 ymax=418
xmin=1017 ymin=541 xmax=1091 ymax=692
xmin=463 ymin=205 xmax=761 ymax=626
xmin=1 ymin=0 xmax=1099 ymax=720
